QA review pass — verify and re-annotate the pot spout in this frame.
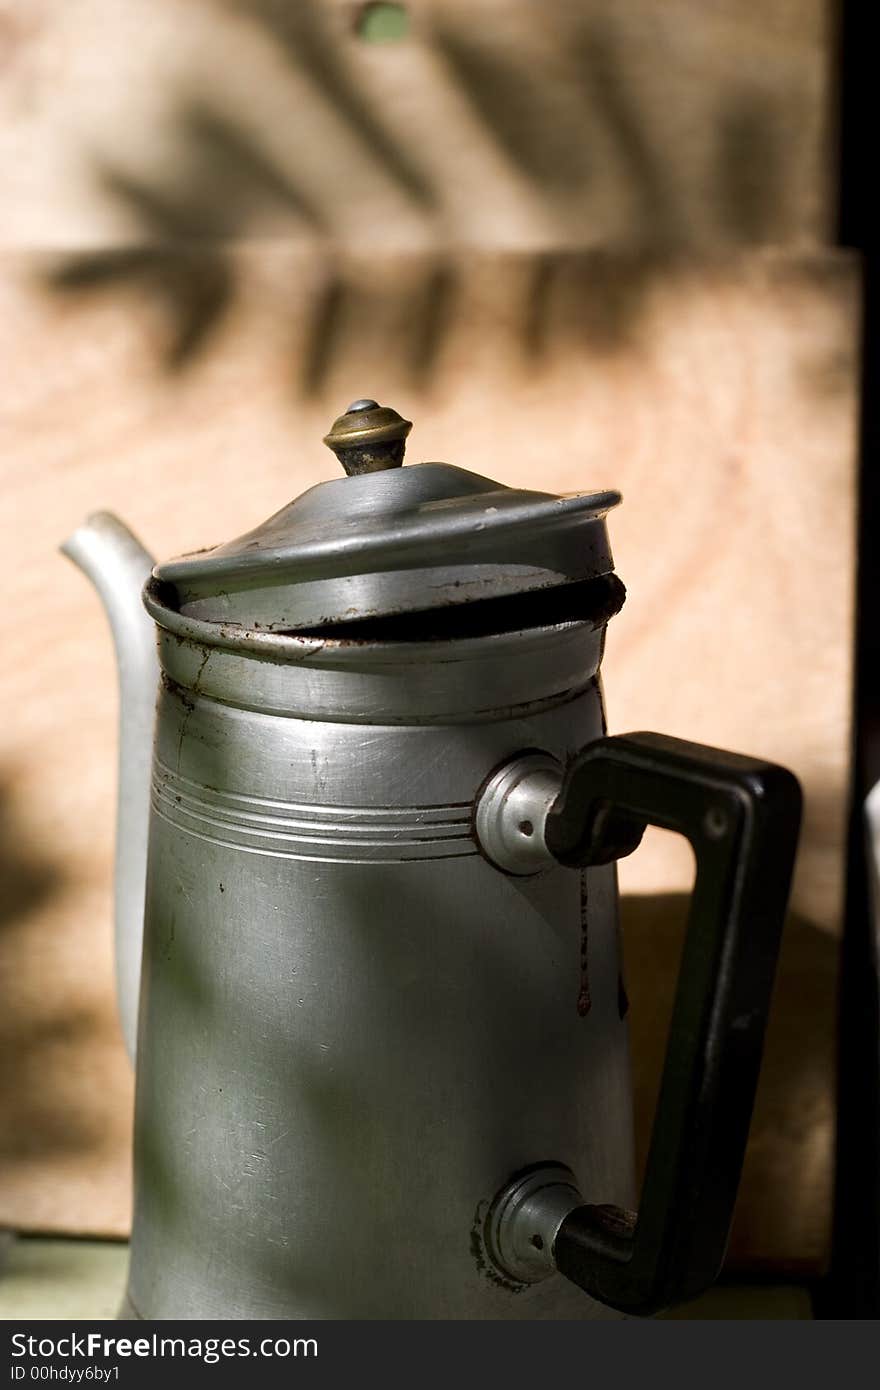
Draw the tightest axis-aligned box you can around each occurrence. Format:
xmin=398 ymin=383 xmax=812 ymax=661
xmin=62 ymin=512 xmax=158 ymax=1063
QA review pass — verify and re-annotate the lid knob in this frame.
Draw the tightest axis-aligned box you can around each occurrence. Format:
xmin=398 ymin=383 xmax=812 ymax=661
xmin=323 ymin=399 xmax=413 ymax=477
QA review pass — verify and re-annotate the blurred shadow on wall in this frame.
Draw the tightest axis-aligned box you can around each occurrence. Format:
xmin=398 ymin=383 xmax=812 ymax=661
xmin=42 ymin=5 xmax=800 ymax=387
xmin=0 ymin=780 xmax=62 ymax=943
xmin=225 ymin=0 xmax=438 ymax=210
xmin=47 ymin=98 xmax=331 ymax=369
xmin=0 ymin=778 xmax=110 ymax=1169
xmin=622 ymin=894 xmax=836 ymax=1275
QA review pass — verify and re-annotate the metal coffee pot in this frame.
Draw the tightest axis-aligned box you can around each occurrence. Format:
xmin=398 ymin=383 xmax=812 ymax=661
xmin=63 ymin=401 xmax=801 ymax=1321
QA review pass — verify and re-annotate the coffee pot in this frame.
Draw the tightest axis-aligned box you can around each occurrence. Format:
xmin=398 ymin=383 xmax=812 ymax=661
xmin=62 ymin=401 xmax=801 ymax=1320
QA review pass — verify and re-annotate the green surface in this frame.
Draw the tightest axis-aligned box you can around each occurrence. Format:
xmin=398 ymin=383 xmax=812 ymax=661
xmin=356 ymin=3 xmax=409 ymax=43
xmin=0 ymin=1234 xmax=812 ymax=1321
xmin=0 ymin=1235 xmax=128 ymax=1321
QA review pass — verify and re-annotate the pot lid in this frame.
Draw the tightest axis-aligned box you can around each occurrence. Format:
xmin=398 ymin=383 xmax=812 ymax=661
xmin=154 ymin=400 xmax=622 ymax=633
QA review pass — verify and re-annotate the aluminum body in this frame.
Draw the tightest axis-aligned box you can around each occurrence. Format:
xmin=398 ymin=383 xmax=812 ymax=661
xmin=124 ymin=590 xmax=636 ymax=1320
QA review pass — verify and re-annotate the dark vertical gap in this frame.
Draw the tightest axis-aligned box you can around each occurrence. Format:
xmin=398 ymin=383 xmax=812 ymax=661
xmin=818 ymin=0 xmax=880 ymax=1320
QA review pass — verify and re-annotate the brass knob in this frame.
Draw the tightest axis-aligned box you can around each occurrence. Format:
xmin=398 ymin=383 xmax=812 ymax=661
xmin=323 ymin=399 xmax=412 ymax=476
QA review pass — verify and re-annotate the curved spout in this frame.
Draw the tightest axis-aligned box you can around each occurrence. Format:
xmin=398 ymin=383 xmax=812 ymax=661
xmin=62 ymin=513 xmax=158 ymax=1063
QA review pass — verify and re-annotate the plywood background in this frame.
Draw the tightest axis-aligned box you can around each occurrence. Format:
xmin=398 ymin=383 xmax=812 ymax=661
xmin=0 ymin=0 xmax=832 ymax=250
xmin=0 ymin=0 xmax=856 ymax=1276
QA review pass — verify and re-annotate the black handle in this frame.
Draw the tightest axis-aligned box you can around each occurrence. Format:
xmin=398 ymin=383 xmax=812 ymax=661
xmin=544 ymin=731 xmax=802 ymax=1316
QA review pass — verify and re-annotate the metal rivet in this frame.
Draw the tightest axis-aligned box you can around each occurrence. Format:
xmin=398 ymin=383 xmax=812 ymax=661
xmin=703 ymin=807 xmax=729 ymax=839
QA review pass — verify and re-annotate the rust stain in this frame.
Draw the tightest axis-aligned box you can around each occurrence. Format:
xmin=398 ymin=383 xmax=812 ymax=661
xmin=163 ymin=650 xmax=209 ymax=771
xmin=163 ymin=908 xmax=176 ymax=963
xmin=192 ymin=649 xmax=211 ymax=693
xmin=469 ymin=1199 xmax=525 ymax=1295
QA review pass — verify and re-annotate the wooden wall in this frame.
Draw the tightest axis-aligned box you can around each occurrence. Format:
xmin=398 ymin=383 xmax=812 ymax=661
xmin=0 ymin=0 xmax=855 ymax=1275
